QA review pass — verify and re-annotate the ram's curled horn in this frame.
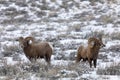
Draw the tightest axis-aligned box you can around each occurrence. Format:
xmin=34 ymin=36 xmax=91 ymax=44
xmin=25 ymin=37 xmax=35 ymax=42
xmin=88 ymin=37 xmax=95 ymax=44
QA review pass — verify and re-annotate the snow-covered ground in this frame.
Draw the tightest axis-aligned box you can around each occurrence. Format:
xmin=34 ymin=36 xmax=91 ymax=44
xmin=0 ymin=0 xmax=120 ymax=80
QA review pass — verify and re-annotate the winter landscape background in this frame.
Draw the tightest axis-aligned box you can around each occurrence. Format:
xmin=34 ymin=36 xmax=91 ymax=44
xmin=0 ymin=0 xmax=120 ymax=80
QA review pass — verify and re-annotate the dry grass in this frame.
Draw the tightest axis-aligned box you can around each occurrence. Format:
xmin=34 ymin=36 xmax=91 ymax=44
xmin=0 ymin=59 xmax=93 ymax=79
xmin=110 ymin=32 xmax=120 ymax=40
xmin=108 ymin=44 xmax=120 ymax=52
xmin=82 ymin=31 xmax=104 ymax=39
xmin=67 ymin=24 xmax=82 ymax=32
xmin=2 ymin=44 xmax=20 ymax=57
xmin=99 ymin=15 xmax=114 ymax=24
xmin=107 ymin=0 xmax=119 ymax=4
xmin=97 ymin=62 xmax=120 ymax=75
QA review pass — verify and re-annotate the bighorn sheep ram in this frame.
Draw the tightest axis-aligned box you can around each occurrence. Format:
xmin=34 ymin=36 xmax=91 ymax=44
xmin=76 ymin=37 xmax=105 ymax=68
xmin=17 ymin=36 xmax=53 ymax=65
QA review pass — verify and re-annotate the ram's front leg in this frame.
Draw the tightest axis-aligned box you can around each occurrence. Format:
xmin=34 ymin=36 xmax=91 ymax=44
xmin=94 ymin=59 xmax=97 ymax=68
xmin=76 ymin=53 xmax=82 ymax=63
xmin=88 ymin=58 xmax=92 ymax=68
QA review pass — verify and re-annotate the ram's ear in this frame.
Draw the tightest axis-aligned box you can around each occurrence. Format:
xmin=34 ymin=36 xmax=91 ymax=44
xmin=28 ymin=40 xmax=33 ymax=45
xmin=89 ymin=41 xmax=94 ymax=48
xmin=18 ymin=37 xmax=24 ymax=45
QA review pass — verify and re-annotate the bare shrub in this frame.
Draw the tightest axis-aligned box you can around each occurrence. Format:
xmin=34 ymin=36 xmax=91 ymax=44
xmin=99 ymin=15 xmax=114 ymax=24
xmin=0 ymin=64 xmax=20 ymax=76
xmin=110 ymin=32 xmax=120 ymax=40
xmin=2 ymin=45 xmax=19 ymax=57
xmin=108 ymin=45 xmax=120 ymax=52
xmin=67 ymin=24 xmax=82 ymax=32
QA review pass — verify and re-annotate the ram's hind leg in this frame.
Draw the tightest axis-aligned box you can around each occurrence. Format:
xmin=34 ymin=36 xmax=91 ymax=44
xmin=45 ymin=54 xmax=51 ymax=65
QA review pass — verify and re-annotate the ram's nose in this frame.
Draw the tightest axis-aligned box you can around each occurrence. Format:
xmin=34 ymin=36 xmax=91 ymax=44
xmin=16 ymin=39 xmax=19 ymax=41
xmin=102 ymin=44 xmax=106 ymax=47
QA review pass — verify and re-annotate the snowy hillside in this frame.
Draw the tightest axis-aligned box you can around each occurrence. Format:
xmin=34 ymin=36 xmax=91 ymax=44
xmin=0 ymin=0 xmax=120 ymax=80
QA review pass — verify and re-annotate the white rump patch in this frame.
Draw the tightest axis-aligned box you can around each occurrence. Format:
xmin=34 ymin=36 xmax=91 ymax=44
xmin=48 ymin=42 xmax=53 ymax=50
